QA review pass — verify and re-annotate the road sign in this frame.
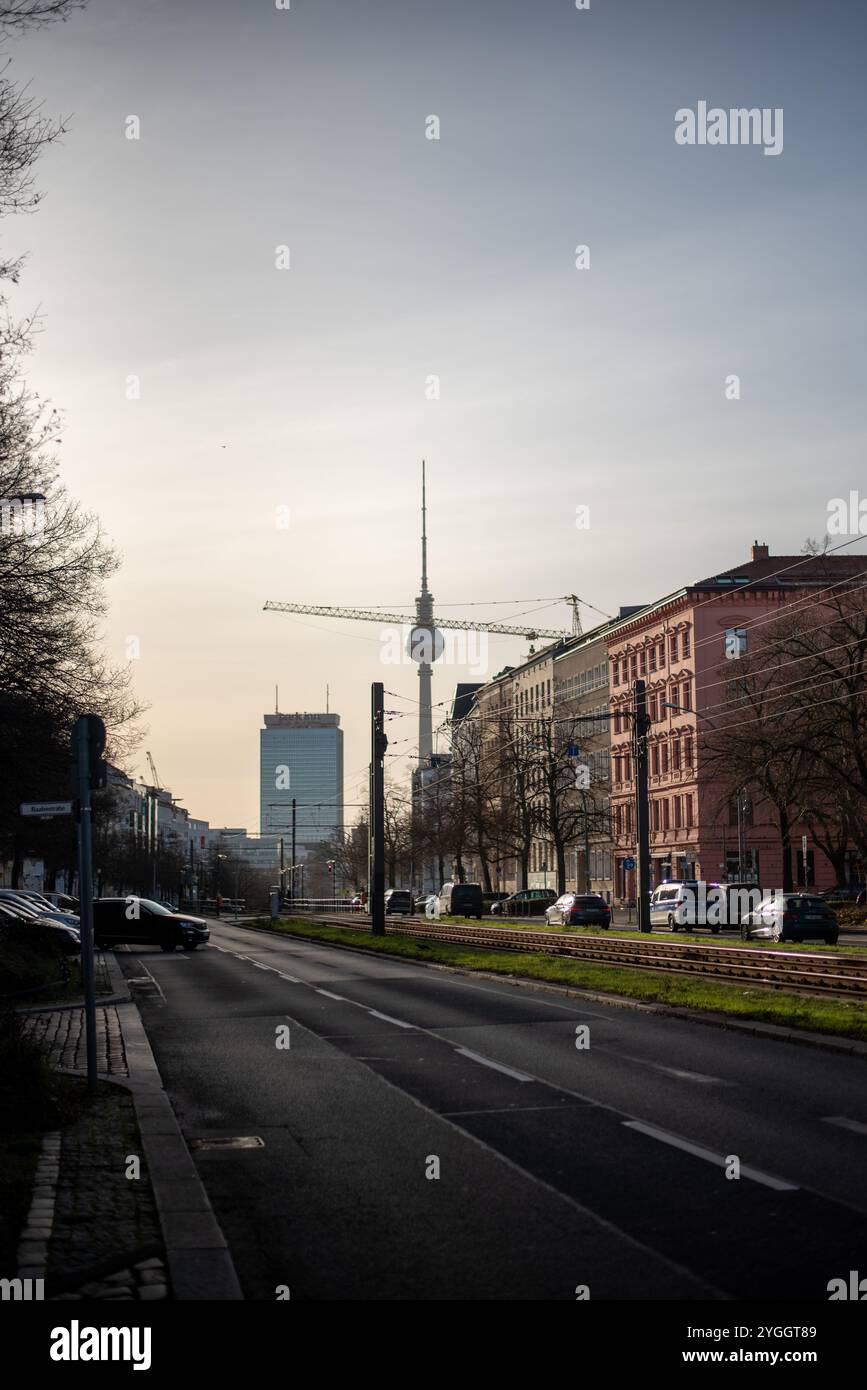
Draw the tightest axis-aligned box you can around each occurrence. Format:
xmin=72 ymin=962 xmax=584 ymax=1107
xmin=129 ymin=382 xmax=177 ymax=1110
xmin=20 ymin=801 xmax=73 ymax=818
xmin=623 ymin=856 xmax=636 ymax=870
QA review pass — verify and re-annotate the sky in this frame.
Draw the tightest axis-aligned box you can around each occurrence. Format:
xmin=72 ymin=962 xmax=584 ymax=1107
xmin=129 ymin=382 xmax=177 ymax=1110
xmin=6 ymin=0 xmax=867 ymax=831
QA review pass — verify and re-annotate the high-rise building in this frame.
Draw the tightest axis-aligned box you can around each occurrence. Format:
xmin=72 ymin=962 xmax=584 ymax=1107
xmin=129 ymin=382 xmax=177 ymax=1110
xmin=259 ymin=712 xmax=343 ymax=853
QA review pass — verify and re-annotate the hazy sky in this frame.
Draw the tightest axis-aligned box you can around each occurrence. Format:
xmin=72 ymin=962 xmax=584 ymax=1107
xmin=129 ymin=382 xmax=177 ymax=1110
xmin=8 ymin=0 xmax=867 ymax=831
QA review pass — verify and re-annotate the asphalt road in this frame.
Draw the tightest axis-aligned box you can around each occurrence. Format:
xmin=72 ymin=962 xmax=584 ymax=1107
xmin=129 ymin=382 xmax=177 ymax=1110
xmin=116 ymin=923 xmax=867 ymax=1301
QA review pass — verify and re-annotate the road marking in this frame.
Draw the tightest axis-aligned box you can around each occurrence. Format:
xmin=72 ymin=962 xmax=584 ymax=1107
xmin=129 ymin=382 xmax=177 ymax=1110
xmin=612 ymin=1053 xmax=732 ymax=1085
xmin=823 ymin=1116 xmax=867 ymax=1137
xmin=367 ymin=1009 xmax=414 ymax=1029
xmin=316 ymin=989 xmax=347 ymax=1001
xmin=442 ymin=1103 xmax=588 ymax=1117
xmin=454 ymin=1047 xmax=533 ymax=1082
xmin=251 ymin=961 xmax=271 ymax=970
xmin=131 ymin=959 xmax=166 ymax=1003
xmin=622 ymin=1120 xmax=798 ymax=1191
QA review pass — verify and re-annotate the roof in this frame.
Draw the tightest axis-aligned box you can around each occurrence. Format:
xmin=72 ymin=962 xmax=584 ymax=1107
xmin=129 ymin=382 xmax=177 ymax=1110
xmin=694 ymin=553 xmax=867 ymax=589
xmin=451 ymin=683 xmax=484 ymax=722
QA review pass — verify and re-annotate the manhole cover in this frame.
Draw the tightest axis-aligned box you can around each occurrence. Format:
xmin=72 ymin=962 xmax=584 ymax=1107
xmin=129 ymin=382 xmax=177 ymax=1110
xmin=189 ymin=1136 xmax=265 ymax=1150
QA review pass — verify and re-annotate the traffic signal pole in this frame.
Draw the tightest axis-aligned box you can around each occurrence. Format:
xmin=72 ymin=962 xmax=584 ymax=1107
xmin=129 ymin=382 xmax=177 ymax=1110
xmin=633 ymin=680 xmax=652 ymax=933
xmin=370 ymin=682 xmax=387 ymax=935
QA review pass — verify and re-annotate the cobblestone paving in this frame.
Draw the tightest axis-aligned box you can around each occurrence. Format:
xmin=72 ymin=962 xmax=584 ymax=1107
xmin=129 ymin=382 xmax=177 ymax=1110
xmin=21 ymin=1003 xmax=127 ymax=1076
xmin=48 ymin=1084 xmax=170 ymax=1299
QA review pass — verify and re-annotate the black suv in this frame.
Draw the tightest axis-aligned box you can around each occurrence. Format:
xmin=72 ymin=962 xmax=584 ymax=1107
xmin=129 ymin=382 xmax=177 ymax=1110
xmin=93 ymin=898 xmax=210 ymax=952
xmin=384 ymin=889 xmax=413 ymax=915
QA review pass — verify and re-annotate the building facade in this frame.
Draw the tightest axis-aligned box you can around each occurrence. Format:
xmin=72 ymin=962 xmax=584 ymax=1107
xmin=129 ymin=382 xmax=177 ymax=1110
xmin=259 ymin=712 xmax=343 ymax=853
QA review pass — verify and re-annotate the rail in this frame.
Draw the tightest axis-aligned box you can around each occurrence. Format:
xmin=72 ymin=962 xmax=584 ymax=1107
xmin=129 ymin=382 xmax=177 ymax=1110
xmin=280 ymin=911 xmax=867 ymax=999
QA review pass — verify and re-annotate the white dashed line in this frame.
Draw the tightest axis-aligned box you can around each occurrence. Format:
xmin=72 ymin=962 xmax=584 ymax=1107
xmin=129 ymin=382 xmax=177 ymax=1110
xmin=823 ymin=1116 xmax=867 ymax=1137
xmin=316 ymin=989 xmax=347 ymax=1001
xmin=622 ymin=1120 xmax=798 ymax=1191
xmin=367 ymin=1009 xmax=414 ymax=1029
xmin=454 ymin=1047 xmax=533 ymax=1082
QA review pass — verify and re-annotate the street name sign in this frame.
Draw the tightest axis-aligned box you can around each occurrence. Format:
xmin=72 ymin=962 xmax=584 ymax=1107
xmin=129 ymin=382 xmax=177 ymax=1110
xmin=20 ymin=801 xmax=73 ymax=818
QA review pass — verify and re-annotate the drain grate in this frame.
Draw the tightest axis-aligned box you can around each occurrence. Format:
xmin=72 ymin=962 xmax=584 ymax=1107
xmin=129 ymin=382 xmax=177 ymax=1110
xmin=189 ymin=1136 xmax=265 ymax=1151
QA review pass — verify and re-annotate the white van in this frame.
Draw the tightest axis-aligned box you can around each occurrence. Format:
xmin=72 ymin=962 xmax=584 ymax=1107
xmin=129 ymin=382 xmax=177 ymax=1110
xmin=649 ymin=882 xmax=705 ymax=932
xmin=650 ymin=881 xmax=766 ymax=933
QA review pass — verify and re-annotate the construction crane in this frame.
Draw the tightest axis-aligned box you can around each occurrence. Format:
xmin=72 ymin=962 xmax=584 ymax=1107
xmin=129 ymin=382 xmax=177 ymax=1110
xmin=262 ymin=601 xmax=570 ymax=641
xmin=264 ymin=463 xmax=582 ymax=766
xmin=146 ymin=750 xmax=161 ymax=790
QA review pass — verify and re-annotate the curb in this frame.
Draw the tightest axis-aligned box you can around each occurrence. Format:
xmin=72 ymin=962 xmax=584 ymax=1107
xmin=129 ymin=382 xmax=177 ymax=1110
xmin=102 ymin=952 xmax=243 ymax=1300
xmin=226 ymin=918 xmax=867 ymax=1063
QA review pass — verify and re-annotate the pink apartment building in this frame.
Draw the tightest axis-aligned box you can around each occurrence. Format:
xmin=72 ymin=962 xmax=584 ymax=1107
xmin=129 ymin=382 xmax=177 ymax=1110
xmin=608 ymin=544 xmax=867 ymax=901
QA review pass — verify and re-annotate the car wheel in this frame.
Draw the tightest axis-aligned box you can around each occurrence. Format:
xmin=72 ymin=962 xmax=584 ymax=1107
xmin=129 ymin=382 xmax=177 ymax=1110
xmin=770 ymin=922 xmax=782 ymax=943
xmin=667 ymin=914 xmax=677 ymax=932
xmin=825 ymin=933 xmax=839 ymax=946
xmin=710 ymin=924 xmax=720 ymax=934
xmin=160 ymin=942 xmax=177 ymax=953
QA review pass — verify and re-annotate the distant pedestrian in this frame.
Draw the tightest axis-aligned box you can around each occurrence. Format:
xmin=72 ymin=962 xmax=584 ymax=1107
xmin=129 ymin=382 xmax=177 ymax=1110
xmin=215 ymin=893 xmax=223 ymax=917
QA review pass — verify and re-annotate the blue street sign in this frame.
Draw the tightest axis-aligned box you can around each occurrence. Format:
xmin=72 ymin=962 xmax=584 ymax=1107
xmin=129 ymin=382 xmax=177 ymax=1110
xmin=623 ymin=856 xmax=636 ymax=870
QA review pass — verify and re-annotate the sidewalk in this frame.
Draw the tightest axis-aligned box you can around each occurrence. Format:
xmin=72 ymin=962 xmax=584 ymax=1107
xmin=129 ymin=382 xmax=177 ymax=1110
xmin=14 ymin=951 xmax=241 ymax=1301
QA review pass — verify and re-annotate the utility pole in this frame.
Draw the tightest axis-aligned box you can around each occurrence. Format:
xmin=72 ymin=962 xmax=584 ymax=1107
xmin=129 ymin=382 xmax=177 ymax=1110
xmin=72 ymin=714 xmax=107 ymax=1093
xmin=291 ymin=797 xmax=296 ymax=905
xmin=370 ymin=682 xmax=387 ymax=934
xmin=633 ymin=680 xmax=652 ymax=933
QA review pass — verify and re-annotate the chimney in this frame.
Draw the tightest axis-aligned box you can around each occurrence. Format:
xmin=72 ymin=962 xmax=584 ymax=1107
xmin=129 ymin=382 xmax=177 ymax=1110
xmin=751 ymin=540 xmax=769 ymax=561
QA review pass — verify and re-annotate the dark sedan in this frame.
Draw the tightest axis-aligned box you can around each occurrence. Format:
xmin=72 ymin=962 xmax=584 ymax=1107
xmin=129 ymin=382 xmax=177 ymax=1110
xmin=492 ymin=889 xmax=558 ymax=918
xmin=545 ymin=893 xmax=612 ymax=928
xmin=93 ymin=898 xmax=209 ymax=952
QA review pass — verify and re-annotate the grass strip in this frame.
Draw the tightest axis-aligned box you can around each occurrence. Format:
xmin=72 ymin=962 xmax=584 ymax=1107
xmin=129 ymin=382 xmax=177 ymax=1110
xmin=241 ymin=916 xmax=867 ymax=1044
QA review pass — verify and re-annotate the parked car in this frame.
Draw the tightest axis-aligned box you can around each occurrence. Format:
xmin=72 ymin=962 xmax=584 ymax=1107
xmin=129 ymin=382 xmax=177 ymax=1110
xmin=0 ymin=888 xmax=80 ymax=930
xmin=0 ymin=900 xmax=81 ymax=954
xmin=414 ymin=892 xmax=433 ymax=913
xmin=42 ymin=891 xmax=80 ymax=912
xmin=492 ymin=888 xmax=558 ymax=918
xmin=742 ymin=893 xmax=839 ymax=945
xmin=93 ymin=897 xmax=210 ymax=951
xmin=545 ymin=893 xmax=612 ymax=928
xmin=482 ymin=891 xmax=509 ymax=913
xmin=438 ymin=882 xmax=483 ymax=919
xmin=821 ymin=885 xmax=866 ymax=906
xmin=383 ymin=889 xmax=413 ymax=916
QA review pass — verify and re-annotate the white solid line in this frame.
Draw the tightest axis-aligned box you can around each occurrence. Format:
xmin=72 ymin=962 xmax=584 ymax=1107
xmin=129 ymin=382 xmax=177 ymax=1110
xmin=622 ymin=1120 xmax=798 ymax=1191
xmin=367 ymin=1009 xmax=414 ymax=1029
xmin=316 ymin=989 xmax=347 ymax=1001
xmin=823 ymin=1116 xmax=867 ymax=1137
xmin=277 ymin=973 xmax=302 ymax=983
xmin=454 ymin=1047 xmax=533 ymax=1082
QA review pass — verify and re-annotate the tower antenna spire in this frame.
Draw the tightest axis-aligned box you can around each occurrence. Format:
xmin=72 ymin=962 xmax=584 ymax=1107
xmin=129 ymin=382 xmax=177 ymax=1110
xmin=421 ymin=458 xmax=429 ymax=596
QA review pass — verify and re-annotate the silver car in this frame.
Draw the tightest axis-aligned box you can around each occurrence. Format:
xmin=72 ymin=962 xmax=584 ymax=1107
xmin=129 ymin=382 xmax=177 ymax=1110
xmin=742 ymin=893 xmax=838 ymax=945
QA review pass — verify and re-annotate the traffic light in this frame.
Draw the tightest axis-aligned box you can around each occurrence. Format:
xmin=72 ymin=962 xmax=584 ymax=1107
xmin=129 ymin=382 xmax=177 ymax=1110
xmin=71 ymin=714 xmax=108 ymax=797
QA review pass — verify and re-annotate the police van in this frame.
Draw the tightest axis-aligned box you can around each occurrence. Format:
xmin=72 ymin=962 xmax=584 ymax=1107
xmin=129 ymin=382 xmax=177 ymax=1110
xmin=649 ymin=881 xmax=764 ymax=933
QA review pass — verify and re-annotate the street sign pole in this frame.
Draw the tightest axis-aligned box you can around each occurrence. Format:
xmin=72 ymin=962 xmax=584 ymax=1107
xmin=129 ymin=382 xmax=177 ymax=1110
xmin=73 ymin=716 xmax=102 ymax=1094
